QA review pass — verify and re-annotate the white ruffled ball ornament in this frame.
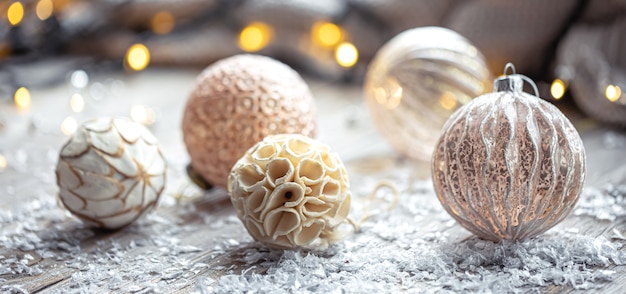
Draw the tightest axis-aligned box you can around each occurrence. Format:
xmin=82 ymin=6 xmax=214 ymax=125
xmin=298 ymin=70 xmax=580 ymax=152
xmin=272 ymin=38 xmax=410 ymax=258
xmin=55 ymin=117 xmax=167 ymax=229
xmin=228 ymin=134 xmax=351 ymax=249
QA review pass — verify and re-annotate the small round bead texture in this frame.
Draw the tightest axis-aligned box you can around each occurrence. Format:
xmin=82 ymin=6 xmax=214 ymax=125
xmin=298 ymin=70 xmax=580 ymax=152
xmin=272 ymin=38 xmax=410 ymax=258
xmin=432 ymin=74 xmax=586 ymax=241
xmin=228 ymin=134 xmax=351 ymax=249
xmin=56 ymin=117 xmax=166 ymax=229
xmin=182 ymin=54 xmax=316 ymax=189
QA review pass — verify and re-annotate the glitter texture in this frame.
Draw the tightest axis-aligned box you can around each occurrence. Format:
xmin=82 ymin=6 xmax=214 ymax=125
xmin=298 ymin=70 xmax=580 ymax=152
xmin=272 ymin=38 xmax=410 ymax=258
xmin=2 ymin=160 xmax=625 ymax=293
xmin=432 ymin=73 xmax=586 ymax=241
xmin=182 ymin=54 xmax=316 ymax=189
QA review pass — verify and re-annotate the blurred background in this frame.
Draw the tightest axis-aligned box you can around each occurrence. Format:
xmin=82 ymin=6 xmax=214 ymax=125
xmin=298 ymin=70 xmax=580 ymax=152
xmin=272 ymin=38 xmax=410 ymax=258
xmin=1 ymin=0 xmax=625 ymax=130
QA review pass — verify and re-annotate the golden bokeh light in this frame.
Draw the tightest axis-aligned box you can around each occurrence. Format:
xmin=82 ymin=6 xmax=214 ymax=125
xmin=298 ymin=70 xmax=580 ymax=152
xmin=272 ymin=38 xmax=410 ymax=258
xmin=439 ymin=91 xmax=457 ymax=110
xmin=131 ymin=105 xmax=156 ymax=126
xmin=0 ymin=153 xmax=7 ymax=170
xmin=126 ymin=43 xmax=150 ymax=71
xmin=52 ymin=0 xmax=70 ymax=11
xmin=312 ymin=21 xmax=342 ymax=47
xmin=550 ymin=79 xmax=566 ymax=100
xmin=239 ymin=22 xmax=272 ymax=52
xmin=36 ymin=0 xmax=53 ymax=20
xmin=70 ymin=93 xmax=85 ymax=113
xmin=372 ymin=78 xmax=403 ymax=110
xmin=8 ymin=2 xmax=24 ymax=26
xmin=151 ymin=11 xmax=175 ymax=35
xmin=605 ymin=85 xmax=622 ymax=102
xmin=61 ymin=116 xmax=78 ymax=135
xmin=14 ymin=87 xmax=31 ymax=109
xmin=335 ymin=42 xmax=358 ymax=68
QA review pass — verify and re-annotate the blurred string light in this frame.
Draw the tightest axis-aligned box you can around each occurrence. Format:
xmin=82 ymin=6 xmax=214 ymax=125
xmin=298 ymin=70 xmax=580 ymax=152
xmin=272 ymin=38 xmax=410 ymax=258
xmin=550 ymin=79 xmax=566 ymax=100
xmin=151 ymin=11 xmax=175 ymax=35
xmin=61 ymin=116 xmax=77 ymax=135
xmin=70 ymin=93 xmax=85 ymax=113
xmin=131 ymin=105 xmax=156 ymax=126
xmin=439 ymin=91 xmax=457 ymax=110
xmin=70 ymin=70 xmax=89 ymax=88
xmin=373 ymin=78 xmax=402 ymax=110
xmin=311 ymin=21 xmax=342 ymax=47
xmin=605 ymin=85 xmax=622 ymax=102
xmin=7 ymin=1 xmax=24 ymax=26
xmin=0 ymin=153 xmax=7 ymax=170
xmin=14 ymin=87 xmax=31 ymax=109
xmin=239 ymin=22 xmax=272 ymax=52
xmin=126 ymin=43 xmax=150 ymax=71
xmin=335 ymin=42 xmax=358 ymax=68
xmin=36 ymin=0 xmax=53 ymax=21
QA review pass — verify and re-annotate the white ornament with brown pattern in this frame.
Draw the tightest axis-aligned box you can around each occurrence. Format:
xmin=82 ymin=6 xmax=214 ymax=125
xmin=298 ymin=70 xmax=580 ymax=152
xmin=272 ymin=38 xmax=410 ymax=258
xmin=55 ymin=117 xmax=167 ymax=229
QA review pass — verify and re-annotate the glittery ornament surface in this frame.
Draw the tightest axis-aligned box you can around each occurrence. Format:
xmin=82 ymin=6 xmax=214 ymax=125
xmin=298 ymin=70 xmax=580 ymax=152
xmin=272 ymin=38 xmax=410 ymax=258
xmin=55 ymin=117 xmax=166 ymax=229
xmin=228 ymin=134 xmax=351 ymax=249
xmin=183 ymin=54 xmax=316 ymax=189
xmin=364 ymin=26 xmax=491 ymax=161
xmin=432 ymin=70 xmax=586 ymax=241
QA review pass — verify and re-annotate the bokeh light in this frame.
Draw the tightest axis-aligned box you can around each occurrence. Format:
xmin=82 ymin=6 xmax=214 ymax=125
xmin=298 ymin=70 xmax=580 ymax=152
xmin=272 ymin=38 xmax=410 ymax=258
xmin=335 ymin=42 xmax=358 ymax=68
xmin=126 ymin=44 xmax=151 ymax=71
xmin=70 ymin=70 xmax=89 ymax=88
xmin=131 ymin=105 xmax=156 ymax=126
xmin=70 ymin=93 xmax=85 ymax=113
xmin=0 ymin=154 xmax=7 ymax=171
xmin=7 ymin=2 xmax=24 ymax=26
xmin=14 ymin=87 xmax=31 ymax=109
xmin=550 ymin=79 xmax=566 ymax=100
xmin=312 ymin=21 xmax=342 ymax=47
xmin=36 ymin=0 xmax=53 ymax=21
xmin=239 ymin=22 xmax=272 ymax=52
xmin=151 ymin=11 xmax=175 ymax=35
xmin=605 ymin=85 xmax=622 ymax=102
xmin=439 ymin=91 xmax=457 ymax=110
xmin=61 ymin=116 xmax=78 ymax=135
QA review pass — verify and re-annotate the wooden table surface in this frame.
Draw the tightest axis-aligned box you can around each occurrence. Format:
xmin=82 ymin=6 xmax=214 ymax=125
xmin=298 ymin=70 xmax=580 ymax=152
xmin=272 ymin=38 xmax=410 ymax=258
xmin=1 ymin=68 xmax=625 ymax=293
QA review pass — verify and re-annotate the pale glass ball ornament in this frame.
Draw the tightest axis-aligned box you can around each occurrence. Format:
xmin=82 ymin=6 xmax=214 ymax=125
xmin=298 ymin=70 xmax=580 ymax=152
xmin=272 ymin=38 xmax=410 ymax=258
xmin=183 ymin=54 xmax=316 ymax=189
xmin=228 ymin=134 xmax=351 ymax=249
xmin=432 ymin=64 xmax=586 ymax=241
xmin=56 ymin=117 xmax=166 ymax=229
xmin=364 ymin=26 xmax=491 ymax=161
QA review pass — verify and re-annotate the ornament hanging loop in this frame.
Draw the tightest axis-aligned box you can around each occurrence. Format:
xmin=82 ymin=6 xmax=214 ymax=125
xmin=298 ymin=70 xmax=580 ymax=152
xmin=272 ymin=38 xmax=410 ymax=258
xmin=493 ymin=62 xmax=539 ymax=97
xmin=503 ymin=62 xmax=516 ymax=76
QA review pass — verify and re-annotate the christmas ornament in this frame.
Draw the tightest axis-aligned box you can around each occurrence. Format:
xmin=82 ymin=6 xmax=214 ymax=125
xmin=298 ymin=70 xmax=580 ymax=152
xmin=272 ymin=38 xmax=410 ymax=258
xmin=556 ymin=19 xmax=626 ymax=127
xmin=183 ymin=54 xmax=316 ymax=189
xmin=56 ymin=117 xmax=166 ymax=229
xmin=364 ymin=26 xmax=491 ymax=161
xmin=228 ymin=134 xmax=351 ymax=249
xmin=432 ymin=64 xmax=586 ymax=241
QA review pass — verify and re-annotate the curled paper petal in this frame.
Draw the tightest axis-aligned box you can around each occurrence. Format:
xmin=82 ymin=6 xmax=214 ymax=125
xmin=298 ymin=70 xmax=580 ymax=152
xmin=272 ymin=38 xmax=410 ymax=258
xmin=229 ymin=134 xmax=351 ymax=249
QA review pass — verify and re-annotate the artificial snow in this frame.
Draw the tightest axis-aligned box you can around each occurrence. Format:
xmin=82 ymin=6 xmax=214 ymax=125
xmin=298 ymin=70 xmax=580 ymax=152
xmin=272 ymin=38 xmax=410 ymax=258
xmin=1 ymin=159 xmax=626 ymax=293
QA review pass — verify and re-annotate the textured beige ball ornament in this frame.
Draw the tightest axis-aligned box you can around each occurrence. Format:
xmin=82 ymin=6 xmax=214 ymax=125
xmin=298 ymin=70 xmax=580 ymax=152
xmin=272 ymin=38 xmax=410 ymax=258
xmin=364 ymin=26 xmax=491 ymax=161
xmin=432 ymin=64 xmax=586 ymax=241
xmin=183 ymin=54 xmax=316 ymax=189
xmin=55 ymin=117 xmax=166 ymax=229
xmin=228 ymin=134 xmax=351 ymax=249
